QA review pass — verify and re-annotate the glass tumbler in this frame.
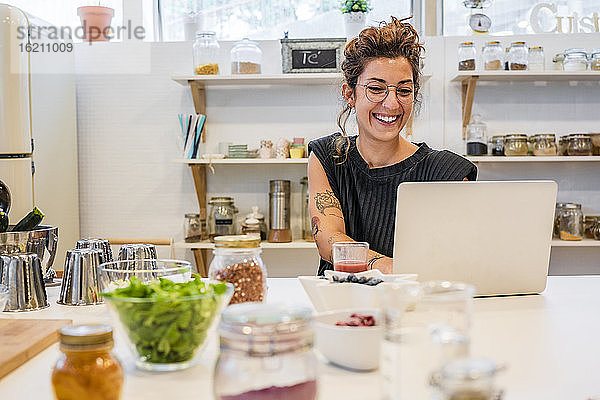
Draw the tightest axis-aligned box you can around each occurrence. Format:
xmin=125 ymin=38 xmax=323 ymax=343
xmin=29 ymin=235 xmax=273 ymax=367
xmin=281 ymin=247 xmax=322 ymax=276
xmin=332 ymin=242 xmax=369 ymax=273
xmin=380 ymin=281 xmax=475 ymax=400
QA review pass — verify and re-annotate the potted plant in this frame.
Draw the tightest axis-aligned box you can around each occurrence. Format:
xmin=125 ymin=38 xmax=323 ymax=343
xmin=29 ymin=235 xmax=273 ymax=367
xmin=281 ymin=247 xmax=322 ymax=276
xmin=340 ymin=0 xmax=370 ymax=40
xmin=77 ymin=2 xmax=114 ymax=42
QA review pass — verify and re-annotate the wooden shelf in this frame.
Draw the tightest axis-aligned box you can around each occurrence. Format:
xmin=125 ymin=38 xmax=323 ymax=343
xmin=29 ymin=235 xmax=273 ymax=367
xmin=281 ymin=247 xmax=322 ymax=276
xmin=174 ymin=240 xmax=317 ymax=249
xmin=172 ymin=73 xmax=431 ymax=87
xmin=451 ymin=71 xmax=600 ymax=83
xmin=551 ymin=239 xmax=600 ymax=247
xmin=468 ymin=156 xmax=600 ymax=163
xmin=175 ymin=158 xmax=309 ymax=164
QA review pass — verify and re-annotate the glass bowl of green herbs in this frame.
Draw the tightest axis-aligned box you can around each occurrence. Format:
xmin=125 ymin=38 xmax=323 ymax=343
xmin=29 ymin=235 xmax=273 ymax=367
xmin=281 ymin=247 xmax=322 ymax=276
xmin=98 ymin=259 xmax=233 ymax=371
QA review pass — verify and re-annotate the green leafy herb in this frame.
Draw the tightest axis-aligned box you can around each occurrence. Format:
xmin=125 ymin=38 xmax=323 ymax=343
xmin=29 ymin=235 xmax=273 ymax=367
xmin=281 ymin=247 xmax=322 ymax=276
xmin=340 ymin=0 xmax=370 ymax=13
xmin=103 ymin=275 xmax=228 ymax=364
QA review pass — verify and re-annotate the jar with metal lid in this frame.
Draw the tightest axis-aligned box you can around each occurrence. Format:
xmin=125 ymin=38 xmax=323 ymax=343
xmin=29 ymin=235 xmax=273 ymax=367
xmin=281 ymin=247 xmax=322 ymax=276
xmin=531 ymin=134 xmax=557 ymax=156
xmin=567 ymin=134 xmax=593 ymax=156
xmin=208 ymin=235 xmax=266 ymax=304
xmin=558 ymin=136 xmax=569 ymax=155
xmin=241 ymin=217 xmax=262 ymax=238
xmin=489 ymin=135 xmax=504 ymax=156
xmin=214 ymin=303 xmax=318 ymax=400
xmin=508 ymin=42 xmax=528 ymax=70
xmin=563 ymin=51 xmax=588 ymax=72
xmin=208 ymin=197 xmax=238 ymax=240
xmin=559 ymin=203 xmax=583 ymax=241
xmin=584 ymin=216 xmax=600 ymax=239
xmin=184 ymin=213 xmax=204 ymax=242
xmin=193 ymin=31 xmax=220 ymax=75
xmin=230 ymin=38 xmax=262 ymax=74
xmin=554 ymin=203 xmax=567 ymax=238
xmin=458 ymin=42 xmax=476 ymax=71
xmin=482 ymin=41 xmax=502 ymax=70
xmin=528 ymin=46 xmax=544 ymax=71
xmin=504 ymin=134 xmax=528 ymax=156
xmin=431 ymin=358 xmax=504 ymax=400
xmin=591 ymin=51 xmax=600 ymax=71
xmin=52 ymin=325 xmax=123 ymax=400
xmin=552 ymin=53 xmax=565 ymax=71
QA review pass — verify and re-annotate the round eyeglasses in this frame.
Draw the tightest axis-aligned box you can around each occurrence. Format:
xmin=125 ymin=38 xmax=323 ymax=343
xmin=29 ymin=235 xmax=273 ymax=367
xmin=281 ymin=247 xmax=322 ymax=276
xmin=358 ymin=83 xmax=414 ymax=105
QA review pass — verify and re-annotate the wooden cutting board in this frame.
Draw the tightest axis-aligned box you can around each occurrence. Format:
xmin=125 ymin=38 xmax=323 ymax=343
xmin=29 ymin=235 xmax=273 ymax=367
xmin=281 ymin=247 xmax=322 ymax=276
xmin=0 ymin=318 xmax=71 ymax=379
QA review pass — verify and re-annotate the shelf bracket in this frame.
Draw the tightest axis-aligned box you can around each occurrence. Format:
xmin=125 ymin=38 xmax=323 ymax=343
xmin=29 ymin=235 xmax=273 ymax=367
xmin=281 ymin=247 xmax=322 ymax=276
xmin=192 ymin=249 xmax=208 ymax=277
xmin=189 ymin=164 xmax=207 ymax=220
xmin=189 ymin=80 xmax=207 ymax=142
xmin=461 ymin=76 xmax=478 ymax=139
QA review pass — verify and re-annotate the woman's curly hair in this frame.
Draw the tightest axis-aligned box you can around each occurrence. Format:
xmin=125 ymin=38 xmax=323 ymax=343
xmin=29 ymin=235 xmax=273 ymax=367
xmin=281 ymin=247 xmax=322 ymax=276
xmin=334 ymin=16 xmax=425 ymax=162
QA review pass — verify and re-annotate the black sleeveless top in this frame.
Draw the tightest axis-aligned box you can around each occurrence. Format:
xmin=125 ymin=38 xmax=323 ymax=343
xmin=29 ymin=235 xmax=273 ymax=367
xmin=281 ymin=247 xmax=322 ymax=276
xmin=308 ymin=133 xmax=478 ymax=275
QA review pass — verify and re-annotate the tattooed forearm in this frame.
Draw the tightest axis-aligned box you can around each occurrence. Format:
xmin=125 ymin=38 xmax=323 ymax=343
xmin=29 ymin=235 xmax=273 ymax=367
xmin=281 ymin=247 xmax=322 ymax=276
xmin=311 ymin=216 xmax=320 ymax=238
xmin=327 ymin=232 xmax=347 ymax=244
xmin=314 ymin=190 xmax=343 ymax=217
xmin=367 ymin=256 xmax=385 ymax=270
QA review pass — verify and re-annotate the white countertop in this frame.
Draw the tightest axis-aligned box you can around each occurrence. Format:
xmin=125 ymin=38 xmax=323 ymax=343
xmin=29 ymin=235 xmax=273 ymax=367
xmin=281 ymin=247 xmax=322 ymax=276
xmin=1 ymin=276 xmax=599 ymax=400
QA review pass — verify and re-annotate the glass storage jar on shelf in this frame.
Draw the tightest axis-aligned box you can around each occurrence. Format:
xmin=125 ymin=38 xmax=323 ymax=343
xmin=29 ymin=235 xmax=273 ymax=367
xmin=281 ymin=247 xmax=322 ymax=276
xmin=52 ymin=325 xmax=123 ymax=400
xmin=558 ymin=135 xmax=569 ymax=155
xmin=184 ymin=213 xmax=204 ymax=242
xmin=554 ymin=203 xmax=567 ymax=238
xmin=208 ymin=235 xmax=266 ymax=304
xmin=230 ymin=38 xmax=262 ymax=74
xmin=567 ymin=134 xmax=593 ymax=156
xmin=300 ymin=177 xmax=314 ymax=242
xmin=508 ymin=42 xmax=528 ymax=70
xmin=591 ymin=50 xmax=600 ymax=71
xmin=559 ymin=203 xmax=583 ymax=241
xmin=563 ymin=50 xmax=588 ymax=72
xmin=193 ymin=31 xmax=220 ymax=75
xmin=214 ymin=303 xmax=318 ymax=400
xmin=489 ymin=135 xmax=505 ymax=156
xmin=531 ymin=134 xmax=557 ymax=156
xmin=504 ymin=134 xmax=529 ymax=156
xmin=528 ymin=46 xmax=545 ymax=71
xmin=583 ymin=216 xmax=599 ymax=239
xmin=465 ymin=114 xmax=488 ymax=156
xmin=208 ymin=197 xmax=238 ymax=240
xmin=482 ymin=41 xmax=503 ymax=70
xmin=552 ymin=53 xmax=565 ymax=70
xmin=458 ymin=42 xmax=476 ymax=71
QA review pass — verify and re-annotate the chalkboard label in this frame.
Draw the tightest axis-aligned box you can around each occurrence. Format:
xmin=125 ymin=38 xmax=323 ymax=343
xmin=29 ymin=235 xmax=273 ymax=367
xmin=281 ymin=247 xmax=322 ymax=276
xmin=291 ymin=49 xmax=337 ymax=70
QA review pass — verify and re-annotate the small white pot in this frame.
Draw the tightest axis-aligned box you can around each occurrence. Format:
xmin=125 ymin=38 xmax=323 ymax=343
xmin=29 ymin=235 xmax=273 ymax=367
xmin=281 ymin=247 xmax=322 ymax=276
xmin=344 ymin=11 xmax=367 ymax=40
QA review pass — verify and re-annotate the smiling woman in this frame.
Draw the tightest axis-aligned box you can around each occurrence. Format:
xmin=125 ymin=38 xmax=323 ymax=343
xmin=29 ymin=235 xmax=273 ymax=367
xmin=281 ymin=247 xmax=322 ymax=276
xmin=307 ymin=17 xmax=478 ymax=276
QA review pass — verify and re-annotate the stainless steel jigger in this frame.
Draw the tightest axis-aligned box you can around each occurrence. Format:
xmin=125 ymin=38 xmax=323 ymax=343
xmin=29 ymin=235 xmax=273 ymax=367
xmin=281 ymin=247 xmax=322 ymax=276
xmin=58 ymin=248 xmax=103 ymax=306
xmin=76 ymin=238 xmax=114 ymax=264
xmin=0 ymin=253 xmax=49 ymax=312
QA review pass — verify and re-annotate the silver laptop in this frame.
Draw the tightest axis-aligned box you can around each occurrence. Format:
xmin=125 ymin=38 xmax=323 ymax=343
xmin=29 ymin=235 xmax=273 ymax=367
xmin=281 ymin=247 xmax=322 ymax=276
xmin=392 ymin=181 xmax=557 ymax=296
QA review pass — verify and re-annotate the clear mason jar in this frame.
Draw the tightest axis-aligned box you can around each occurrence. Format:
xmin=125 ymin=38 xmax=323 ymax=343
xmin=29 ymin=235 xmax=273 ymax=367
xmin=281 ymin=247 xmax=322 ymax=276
xmin=193 ymin=31 xmax=220 ymax=75
xmin=584 ymin=216 xmax=600 ymax=239
xmin=552 ymin=53 xmax=565 ymax=71
xmin=300 ymin=177 xmax=313 ymax=242
xmin=208 ymin=197 xmax=238 ymax=240
xmin=559 ymin=203 xmax=583 ymax=241
xmin=554 ymin=203 xmax=567 ymax=238
xmin=208 ymin=235 xmax=266 ymax=304
xmin=563 ymin=51 xmax=588 ymax=72
xmin=230 ymin=38 xmax=262 ymax=74
xmin=591 ymin=51 xmax=600 ymax=71
xmin=508 ymin=42 xmax=528 ymax=70
xmin=558 ymin=135 xmax=569 ymax=155
xmin=482 ymin=41 xmax=503 ymax=70
xmin=466 ymin=114 xmax=488 ymax=156
xmin=567 ymin=134 xmax=593 ymax=156
xmin=528 ymin=46 xmax=545 ymax=71
xmin=531 ymin=134 xmax=557 ymax=156
xmin=431 ymin=358 xmax=503 ymax=400
xmin=489 ymin=135 xmax=505 ymax=156
xmin=184 ymin=213 xmax=203 ymax=242
xmin=214 ymin=303 xmax=318 ymax=400
xmin=504 ymin=134 xmax=529 ymax=156
xmin=458 ymin=42 xmax=476 ymax=71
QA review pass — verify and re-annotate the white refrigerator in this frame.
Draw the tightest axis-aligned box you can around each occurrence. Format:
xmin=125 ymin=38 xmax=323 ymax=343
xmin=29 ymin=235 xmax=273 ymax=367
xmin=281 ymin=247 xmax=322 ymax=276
xmin=0 ymin=4 xmax=79 ymax=267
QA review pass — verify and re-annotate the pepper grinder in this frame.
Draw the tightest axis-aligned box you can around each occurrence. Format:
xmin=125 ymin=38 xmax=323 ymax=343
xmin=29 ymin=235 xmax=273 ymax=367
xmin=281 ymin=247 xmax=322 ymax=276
xmin=268 ymin=180 xmax=292 ymax=243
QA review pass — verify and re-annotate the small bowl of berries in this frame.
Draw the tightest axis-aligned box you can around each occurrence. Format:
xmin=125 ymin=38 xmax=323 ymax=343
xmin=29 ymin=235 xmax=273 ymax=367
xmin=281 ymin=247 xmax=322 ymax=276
xmin=313 ymin=308 xmax=383 ymax=371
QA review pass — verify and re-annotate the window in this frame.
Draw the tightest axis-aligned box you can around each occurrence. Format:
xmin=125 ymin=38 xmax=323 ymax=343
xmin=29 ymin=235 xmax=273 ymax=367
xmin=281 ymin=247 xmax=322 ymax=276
xmin=443 ymin=0 xmax=600 ymax=36
xmin=158 ymin=0 xmax=412 ymax=41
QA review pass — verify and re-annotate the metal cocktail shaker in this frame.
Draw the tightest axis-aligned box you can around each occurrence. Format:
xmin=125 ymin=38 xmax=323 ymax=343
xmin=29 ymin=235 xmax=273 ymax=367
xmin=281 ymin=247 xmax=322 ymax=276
xmin=268 ymin=180 xmax=291 ymax=243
